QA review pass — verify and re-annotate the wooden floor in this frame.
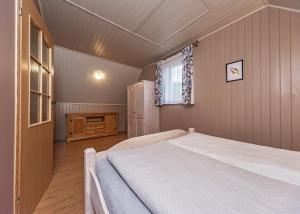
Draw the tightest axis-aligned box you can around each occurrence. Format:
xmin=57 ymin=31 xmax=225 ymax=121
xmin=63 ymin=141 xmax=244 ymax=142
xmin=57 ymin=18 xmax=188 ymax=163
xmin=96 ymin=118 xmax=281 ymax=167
xmin=33 ymin=133 xmax=127 ymax=214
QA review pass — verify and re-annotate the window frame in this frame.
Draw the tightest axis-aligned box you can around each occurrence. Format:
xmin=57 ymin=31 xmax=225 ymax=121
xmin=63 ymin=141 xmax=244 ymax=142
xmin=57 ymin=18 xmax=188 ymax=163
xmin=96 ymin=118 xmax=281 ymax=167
xmin=29 ymin=17 xmax=53 ymax=127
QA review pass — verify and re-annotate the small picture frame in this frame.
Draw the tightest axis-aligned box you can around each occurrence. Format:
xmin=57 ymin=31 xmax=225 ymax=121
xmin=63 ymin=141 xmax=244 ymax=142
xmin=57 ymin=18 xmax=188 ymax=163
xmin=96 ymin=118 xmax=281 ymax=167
xmin=226 ymin=60 xmax=243 ymax=82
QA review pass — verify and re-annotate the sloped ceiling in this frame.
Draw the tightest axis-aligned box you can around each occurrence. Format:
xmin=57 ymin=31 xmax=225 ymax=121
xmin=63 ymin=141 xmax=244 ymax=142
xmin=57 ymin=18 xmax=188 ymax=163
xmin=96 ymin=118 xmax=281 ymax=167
xmin=54 ymin=46 xmax=141 ymax=103
xmin=269 ymin=0 xmax=300 ymax=10
xmin=40 ymin=0 xmax=268 ymax=68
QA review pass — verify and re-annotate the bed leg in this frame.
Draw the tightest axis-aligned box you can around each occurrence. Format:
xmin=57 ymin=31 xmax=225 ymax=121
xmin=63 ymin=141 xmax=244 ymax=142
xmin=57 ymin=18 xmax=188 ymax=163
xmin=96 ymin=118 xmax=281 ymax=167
xmin=84 ymin=148 xmax=96 ymax=214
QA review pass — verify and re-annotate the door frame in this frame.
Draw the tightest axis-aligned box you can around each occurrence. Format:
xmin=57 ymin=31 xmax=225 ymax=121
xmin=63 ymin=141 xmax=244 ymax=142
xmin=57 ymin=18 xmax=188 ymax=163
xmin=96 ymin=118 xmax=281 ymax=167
xmin=14 ymin=0 xmax=21 ymax=213
xmin=15 ymin=0 xmax=54 ymax=213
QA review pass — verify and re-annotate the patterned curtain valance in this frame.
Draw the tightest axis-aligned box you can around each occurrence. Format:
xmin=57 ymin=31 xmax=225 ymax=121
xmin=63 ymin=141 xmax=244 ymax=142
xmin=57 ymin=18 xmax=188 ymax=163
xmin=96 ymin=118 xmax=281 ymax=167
xmin=182 ymin=44 xmax=194 ymax=105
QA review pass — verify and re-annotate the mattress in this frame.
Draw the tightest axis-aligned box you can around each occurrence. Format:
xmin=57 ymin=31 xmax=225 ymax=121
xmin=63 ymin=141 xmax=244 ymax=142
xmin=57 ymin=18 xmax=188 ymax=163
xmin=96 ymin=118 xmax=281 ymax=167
xmin=94 ymin=129 xmax=187 ymax=214
xmin=107 ymin=132 xmax=300 ymax=214
xmin=95 ymin=157 xmax=150 ymax=214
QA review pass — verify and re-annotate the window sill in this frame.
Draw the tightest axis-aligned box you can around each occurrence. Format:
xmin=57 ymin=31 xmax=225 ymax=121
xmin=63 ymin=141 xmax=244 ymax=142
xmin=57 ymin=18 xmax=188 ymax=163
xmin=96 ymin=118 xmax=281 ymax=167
xmin=161 ymin=103 xmax=183 ymax=105
xmin=160 ymin=103 xmax=195 ymax=106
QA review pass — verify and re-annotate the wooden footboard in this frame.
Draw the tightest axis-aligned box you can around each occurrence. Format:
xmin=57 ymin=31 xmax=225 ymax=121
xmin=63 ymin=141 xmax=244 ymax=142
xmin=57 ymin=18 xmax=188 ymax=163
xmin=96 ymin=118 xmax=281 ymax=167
xmin=84 ymin=148 xmax=110 ymax=214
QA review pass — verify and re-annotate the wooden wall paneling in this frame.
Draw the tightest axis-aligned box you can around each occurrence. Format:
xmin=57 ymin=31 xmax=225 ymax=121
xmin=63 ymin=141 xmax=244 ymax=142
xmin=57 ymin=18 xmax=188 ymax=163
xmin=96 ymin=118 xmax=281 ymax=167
xmin=212 ymin=32 xmax=218 ymax=135
xmin=213 ymin=31 xmax=223 ymax=137
xmin=270 ymin=8 xmax=281 ymax=148
xmin=237 ymin=19 xmax=246 ymax=141
xmin=244 ymin=15 xmax=254 ymax=144
xmin=224 ymin=27 xmax=232 ymax=139
xmin=291 ymin=12 xmax=300 ymax=151
xmin=230 ymin=23 xmax=239 ymax=140
xmin=191 ymin=43 xmax=202 ymax=131
xmin=172 ymin=106 xmax=183 ymax=130
xmin=142 ymin=7 xmax=300 ymax=151
xmin=174 ymin=106 xmax=188 ymax=130
xmin=220 ymin=30 xmax=227 ymax=138
xmin=209 ymin=35 xmax=215 ymax=135
xmin=204 ymin=38 xmax=211 ymax=134
xmin=279 ymin=10 xmax=292 ymax=150
xmin=197 ymin=38 xmax=210 ymax=133
xmin=260 ymin=8 xmax=271 ymax=147
xmin=252 ymin=11 xmax=262 ymax=145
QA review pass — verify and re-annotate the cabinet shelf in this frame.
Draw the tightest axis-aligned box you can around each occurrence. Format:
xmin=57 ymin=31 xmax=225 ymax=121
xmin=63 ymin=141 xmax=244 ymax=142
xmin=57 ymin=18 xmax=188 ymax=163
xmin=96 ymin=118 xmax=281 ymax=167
xmin=86 ymin=116 xmax=105 ymax=123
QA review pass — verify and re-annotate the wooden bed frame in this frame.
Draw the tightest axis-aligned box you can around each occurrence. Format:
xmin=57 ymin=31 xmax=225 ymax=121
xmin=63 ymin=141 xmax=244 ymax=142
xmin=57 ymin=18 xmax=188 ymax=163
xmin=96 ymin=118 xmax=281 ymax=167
xmin=84 ymin=149 xmax=110 ymax=214
xmin=84 ymin=128 xmax=195 ymax=214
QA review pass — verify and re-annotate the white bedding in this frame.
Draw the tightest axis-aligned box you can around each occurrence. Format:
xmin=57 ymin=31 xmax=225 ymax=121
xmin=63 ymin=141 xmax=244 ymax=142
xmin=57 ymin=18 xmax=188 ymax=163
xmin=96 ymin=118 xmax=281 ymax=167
xmin=107 ymin=132 xmax=300 ymax=214
xmin=108 ymin=129 xmax=187 ymax=152
xmin=170 ymin=133 xmax=300 ymax=186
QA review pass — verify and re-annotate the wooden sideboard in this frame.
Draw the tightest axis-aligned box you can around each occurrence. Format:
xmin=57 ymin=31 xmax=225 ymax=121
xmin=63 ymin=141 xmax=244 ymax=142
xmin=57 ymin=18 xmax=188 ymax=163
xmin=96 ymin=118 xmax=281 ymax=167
xmin=66 ymin=112 xmax=118 ymax=142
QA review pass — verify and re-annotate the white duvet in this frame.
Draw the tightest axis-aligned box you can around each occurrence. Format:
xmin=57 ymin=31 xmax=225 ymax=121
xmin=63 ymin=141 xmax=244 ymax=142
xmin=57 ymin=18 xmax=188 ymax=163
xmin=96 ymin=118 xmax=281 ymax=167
xmin=107 ymin=132 xmax=300 ymax=214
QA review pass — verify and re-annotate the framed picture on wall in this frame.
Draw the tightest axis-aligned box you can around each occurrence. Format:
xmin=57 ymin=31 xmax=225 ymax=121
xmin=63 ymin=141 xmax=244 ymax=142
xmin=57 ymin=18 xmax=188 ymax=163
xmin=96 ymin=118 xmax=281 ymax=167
xmin=226 ymin=60 xmax=243 ymax=82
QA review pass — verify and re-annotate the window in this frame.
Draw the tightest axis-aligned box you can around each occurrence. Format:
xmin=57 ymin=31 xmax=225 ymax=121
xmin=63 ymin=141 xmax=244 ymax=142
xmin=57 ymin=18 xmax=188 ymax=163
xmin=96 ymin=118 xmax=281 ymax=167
xmin=29 ymin=20 xmax=52 ymax=125
xmin=161 ymin=52 xmax=183 ymax=104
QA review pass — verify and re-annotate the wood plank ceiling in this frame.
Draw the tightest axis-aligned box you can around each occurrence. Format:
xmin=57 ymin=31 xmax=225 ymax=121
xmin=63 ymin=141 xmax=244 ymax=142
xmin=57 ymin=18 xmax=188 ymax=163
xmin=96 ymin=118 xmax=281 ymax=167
xmin=40 ymin=0 xmax=267 ymax=68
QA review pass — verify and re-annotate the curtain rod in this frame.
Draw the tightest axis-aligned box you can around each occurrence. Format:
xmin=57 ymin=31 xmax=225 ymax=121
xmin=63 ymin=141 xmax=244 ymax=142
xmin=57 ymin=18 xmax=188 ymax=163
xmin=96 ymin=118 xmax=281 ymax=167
xmin=161 ymin=40 xmax=199 ymax=61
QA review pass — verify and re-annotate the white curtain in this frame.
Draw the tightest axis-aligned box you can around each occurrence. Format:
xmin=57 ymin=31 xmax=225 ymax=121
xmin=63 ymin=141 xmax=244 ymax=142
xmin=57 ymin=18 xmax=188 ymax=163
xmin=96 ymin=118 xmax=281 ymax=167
xmin=161 ymin=52 xmax=183 ymax=104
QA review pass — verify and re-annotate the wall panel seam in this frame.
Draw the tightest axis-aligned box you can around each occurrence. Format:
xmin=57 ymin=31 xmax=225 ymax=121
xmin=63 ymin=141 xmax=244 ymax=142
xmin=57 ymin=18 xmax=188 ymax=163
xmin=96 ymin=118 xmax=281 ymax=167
xmin=259 ymin=10 xmax=262 ymax=145
xmin=279 ymin=9 xmax=282 ymax=148
xmin=289 ymin=12 xmax=293 ymax=150
xmin=252 ymin=14 xmax=255 ymax=144
xmin=270 ymin=7 xmax=273 ymax=147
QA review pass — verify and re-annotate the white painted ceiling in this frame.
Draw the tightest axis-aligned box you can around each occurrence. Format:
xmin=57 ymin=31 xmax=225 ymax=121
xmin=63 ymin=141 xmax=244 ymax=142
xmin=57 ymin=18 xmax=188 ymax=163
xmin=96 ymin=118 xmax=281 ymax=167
xmin=40 ymin=0 xmax=267 ymax=68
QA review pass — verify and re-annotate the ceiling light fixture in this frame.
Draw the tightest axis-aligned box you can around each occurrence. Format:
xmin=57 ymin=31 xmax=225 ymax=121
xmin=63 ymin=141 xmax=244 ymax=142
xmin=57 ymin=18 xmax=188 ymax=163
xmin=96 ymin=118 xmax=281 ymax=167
xmin=94 ymin=71 xmax=105 ymax=80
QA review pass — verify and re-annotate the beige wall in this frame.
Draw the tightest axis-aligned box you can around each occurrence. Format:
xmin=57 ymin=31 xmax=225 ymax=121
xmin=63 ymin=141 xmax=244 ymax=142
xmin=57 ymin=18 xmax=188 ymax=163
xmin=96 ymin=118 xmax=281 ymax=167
xmin=138 ymin=64 xmax=156 ymax=81
xmin=139 ymin=7 xmax=300 ymax=151
xmin=54 ymin=46 xmax=141 ymax=104
xmin=0 ymin=0 xmax=16 ymax=213
xmin=54 ymin=46 xmax=141 ymax=136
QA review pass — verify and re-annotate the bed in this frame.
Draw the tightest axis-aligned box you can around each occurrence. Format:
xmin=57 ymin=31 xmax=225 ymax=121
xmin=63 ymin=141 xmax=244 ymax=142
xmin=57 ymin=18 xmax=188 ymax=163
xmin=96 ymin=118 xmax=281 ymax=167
xmin=84 ymin=129 xmax=300 ymax=214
